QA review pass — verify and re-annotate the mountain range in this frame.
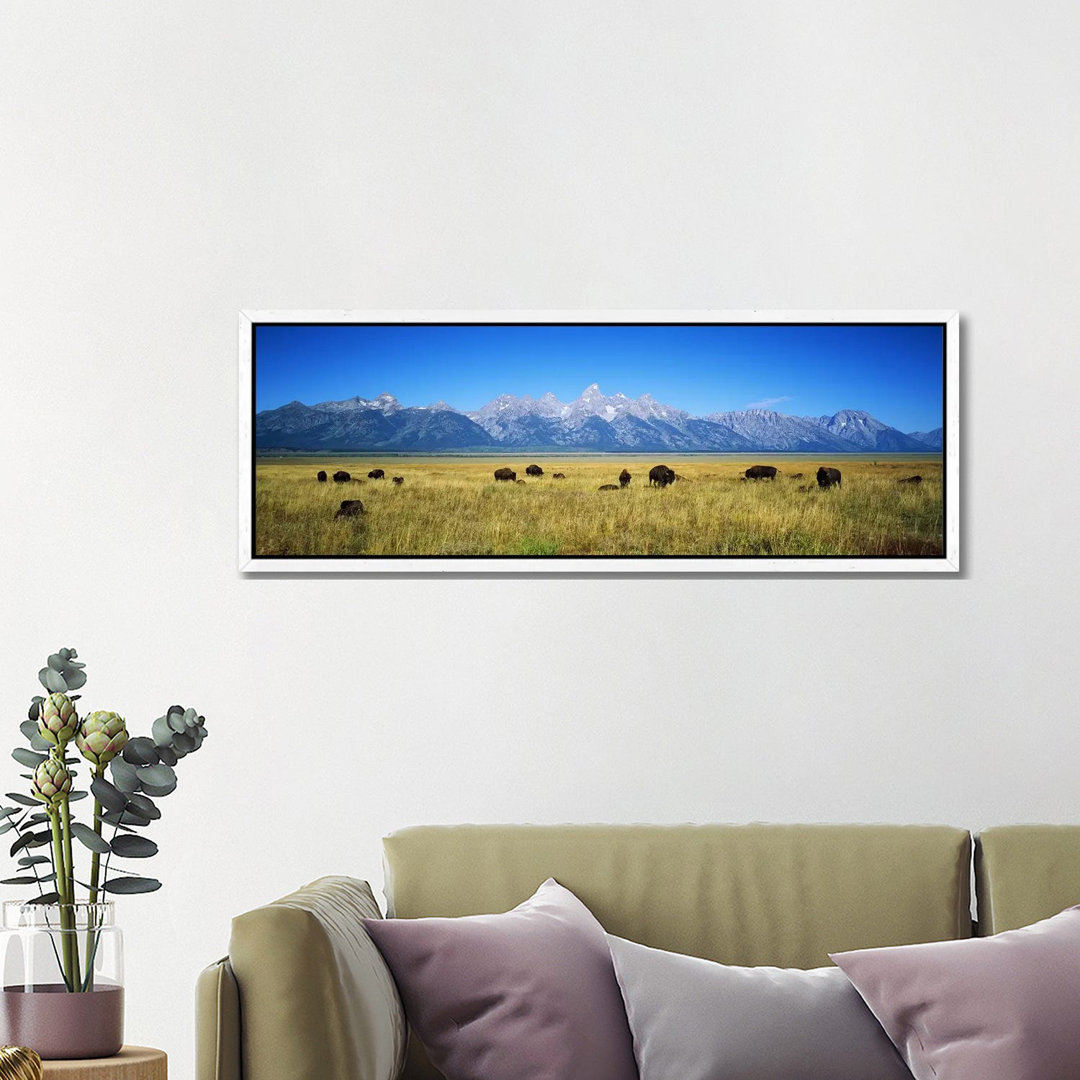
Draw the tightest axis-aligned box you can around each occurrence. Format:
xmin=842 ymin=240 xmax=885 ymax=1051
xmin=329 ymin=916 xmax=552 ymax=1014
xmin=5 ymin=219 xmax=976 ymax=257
xmin=255 ymin=384 xmax=943 ymax=454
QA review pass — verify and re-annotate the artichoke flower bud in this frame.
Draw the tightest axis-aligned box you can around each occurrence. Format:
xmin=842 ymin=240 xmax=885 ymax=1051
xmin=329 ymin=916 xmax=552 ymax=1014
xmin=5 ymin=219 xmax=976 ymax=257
xmin=37 ymin=692 xmax=78 ymax=747
xmin=32 ymin=758 xmax=72 ymax=809
xmin=76 ymin=710 xmax=129 ymax=767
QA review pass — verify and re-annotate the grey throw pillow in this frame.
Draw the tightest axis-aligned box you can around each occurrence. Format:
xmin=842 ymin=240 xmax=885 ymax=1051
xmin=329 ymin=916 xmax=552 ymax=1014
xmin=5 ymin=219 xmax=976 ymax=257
xmin=607 ymin=934 xmax=912 ymax=1080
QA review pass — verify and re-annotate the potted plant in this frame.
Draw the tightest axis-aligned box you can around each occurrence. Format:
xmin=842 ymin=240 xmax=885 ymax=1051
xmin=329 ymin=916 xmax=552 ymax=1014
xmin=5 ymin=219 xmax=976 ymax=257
xmin=0 ymin=648 xmax=207 ymax=1059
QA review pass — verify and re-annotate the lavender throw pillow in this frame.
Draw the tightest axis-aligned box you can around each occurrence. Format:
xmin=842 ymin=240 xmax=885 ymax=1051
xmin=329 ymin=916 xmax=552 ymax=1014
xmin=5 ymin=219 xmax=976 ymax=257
xmin=608 ymin=935 xmax=912 ymax=1080
xmin=362 ymin=878 xmax=638 ymax=1080
xmin=832 ymin=904 xmax=1080 ymax=1080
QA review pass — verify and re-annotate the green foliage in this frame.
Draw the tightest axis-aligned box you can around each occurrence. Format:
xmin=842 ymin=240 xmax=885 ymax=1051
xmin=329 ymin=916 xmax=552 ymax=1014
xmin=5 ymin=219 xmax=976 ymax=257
xmin=1 ymin=647 xmax=209 ymax=992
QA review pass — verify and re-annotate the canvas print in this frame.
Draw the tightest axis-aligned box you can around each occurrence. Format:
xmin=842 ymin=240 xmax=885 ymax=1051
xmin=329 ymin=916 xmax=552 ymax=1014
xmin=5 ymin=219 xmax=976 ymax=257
xmin=241 ymin=313 xmax=958 ymax=572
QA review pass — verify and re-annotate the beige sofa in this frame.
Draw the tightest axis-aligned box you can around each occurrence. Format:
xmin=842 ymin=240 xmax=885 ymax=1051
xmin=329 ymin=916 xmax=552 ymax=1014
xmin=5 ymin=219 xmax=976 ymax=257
xmin=196 ymin=823 xmax=1080 ymax=1080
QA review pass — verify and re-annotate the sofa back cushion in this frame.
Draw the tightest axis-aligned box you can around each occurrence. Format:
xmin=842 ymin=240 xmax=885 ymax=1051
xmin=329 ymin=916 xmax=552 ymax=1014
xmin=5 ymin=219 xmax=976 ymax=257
xmin=384 ymin=824 xmax=971 ymax=1080
xmin=975 ymin=825 xmax=1080 ymax=934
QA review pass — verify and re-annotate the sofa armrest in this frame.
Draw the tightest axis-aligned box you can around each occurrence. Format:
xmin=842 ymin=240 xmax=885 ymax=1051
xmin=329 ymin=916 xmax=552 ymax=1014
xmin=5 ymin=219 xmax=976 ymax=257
xmin=196 ymin=958 xmax=241 ymax=1080
xmin=210 ymin=876 xmax=406 ymax=1080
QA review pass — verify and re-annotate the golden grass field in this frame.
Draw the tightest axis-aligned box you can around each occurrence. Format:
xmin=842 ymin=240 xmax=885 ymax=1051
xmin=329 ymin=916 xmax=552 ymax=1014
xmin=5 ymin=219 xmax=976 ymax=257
xmin=253 ymin=455 xmax=944 ymax=558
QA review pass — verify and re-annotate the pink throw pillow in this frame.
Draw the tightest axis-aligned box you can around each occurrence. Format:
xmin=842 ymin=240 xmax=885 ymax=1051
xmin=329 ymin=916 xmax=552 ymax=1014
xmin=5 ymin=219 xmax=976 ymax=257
xmin=362 ymin=878 xmax=638 ymax=1080
xmin=832 ymin=904 xmax=1080 ymax=1080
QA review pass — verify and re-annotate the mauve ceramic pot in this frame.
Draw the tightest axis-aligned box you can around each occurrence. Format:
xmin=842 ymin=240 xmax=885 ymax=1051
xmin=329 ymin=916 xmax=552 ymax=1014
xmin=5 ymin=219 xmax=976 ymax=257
xmin=0 ymin=984 xmax=124 ymax=1059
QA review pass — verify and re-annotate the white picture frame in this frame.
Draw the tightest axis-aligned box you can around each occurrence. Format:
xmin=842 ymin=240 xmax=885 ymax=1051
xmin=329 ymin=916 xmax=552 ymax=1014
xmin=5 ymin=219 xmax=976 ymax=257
xmin=240 ymin=310 xmax=959 ymax=574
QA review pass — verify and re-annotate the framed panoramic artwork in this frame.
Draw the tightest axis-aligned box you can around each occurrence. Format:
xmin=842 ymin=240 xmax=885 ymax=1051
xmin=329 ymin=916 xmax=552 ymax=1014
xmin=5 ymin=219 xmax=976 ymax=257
xmin=239 ymin=311 xmax=959 ymax=574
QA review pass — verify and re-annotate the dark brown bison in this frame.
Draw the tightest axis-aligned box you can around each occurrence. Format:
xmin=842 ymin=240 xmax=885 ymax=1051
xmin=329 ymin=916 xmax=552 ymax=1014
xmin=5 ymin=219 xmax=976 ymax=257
xmin=494 ymin=467 xmax=516 ymax=481
xmin=817 ymin=466 xmax=842 ymax=489
xmin=334 ymin=500 xmax=364 ymax=518
xmin=897 ymin=475 xmax=923 ymax=485
xmin=619 ymin=469 xmax=631 ymax=487
xmin=598 ymin=484 xmax=620 ymax=491
xmin=649 ymin=465 xmax=676 ymax=488
xmin=789 ymin=473 xmax=803 ymax=480
xmin=392 ymin=476 xmax=404 ymax=485
xmin=367 ymin=469 xmax=385 ymax=480
xmin=316 ymin=470 xmax=327 ymax=482
xmin=552 ymin=472 xmax=566 ymax=479
xmin=744 ymin=465 xmax=779 ymax=480
xmin=332 ymin=470 xmax=351 ymax=483
xmin=525 ymin=464 xmax=544 ymax=477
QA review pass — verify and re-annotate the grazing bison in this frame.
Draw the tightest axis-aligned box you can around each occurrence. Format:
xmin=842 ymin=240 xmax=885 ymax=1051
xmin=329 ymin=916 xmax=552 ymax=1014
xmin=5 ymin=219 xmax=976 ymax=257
xmin=494 ymin=467 xmax=516 ymax=481
xmin=525 ymin=464 xmax=544 ymax=477
xmin=817 ymin=466 xmax=842 ymax=489
xmin=598 ymin=484 xmax=620 ymax=491
xmin=334 ymin=499 xmax=364 ymax=518
xmin=649 ymin=465 xmax=676 ymax=488
xmin=392 ymin=476 xmax=404 ymax=485
xmin=316 ymin=470 xmax=327 ymax=482
xmin=367 ymin=469 xmax=385 ymax=480
xmin=789 ymin=473 xmax=803 ymax=480
xmin=552 ymin=472 xmax=566 ymax=479
xmin=897 ymin=475 xmax=923 ymax=485
xmin=619 ymin=469 xmax=631 ymax=488
xmin=744 ymin=465 xmax=779 ymax=480
xmin=332 ymin=470 xmax=351 ymax=483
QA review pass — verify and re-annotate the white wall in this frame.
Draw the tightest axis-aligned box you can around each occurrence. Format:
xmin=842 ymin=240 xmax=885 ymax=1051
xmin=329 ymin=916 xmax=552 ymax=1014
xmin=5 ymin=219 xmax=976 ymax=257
xmin=2 ymin=1 xmax=1078 ymax=1074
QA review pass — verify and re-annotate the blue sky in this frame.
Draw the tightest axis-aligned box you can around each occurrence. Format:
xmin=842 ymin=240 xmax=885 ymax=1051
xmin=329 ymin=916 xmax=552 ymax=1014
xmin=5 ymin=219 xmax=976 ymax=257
xmin=255 ymin=323 xmax=944 ymax=432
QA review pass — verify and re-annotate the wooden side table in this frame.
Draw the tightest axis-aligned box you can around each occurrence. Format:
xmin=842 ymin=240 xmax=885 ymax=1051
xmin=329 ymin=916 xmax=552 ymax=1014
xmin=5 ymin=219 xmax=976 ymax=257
xmin=41 ymin=1047 xmax=166 ymax=1080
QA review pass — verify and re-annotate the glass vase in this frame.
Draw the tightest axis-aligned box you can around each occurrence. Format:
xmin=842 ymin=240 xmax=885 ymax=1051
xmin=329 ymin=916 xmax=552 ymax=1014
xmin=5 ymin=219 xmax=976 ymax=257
xmin=0 ymin=901 xmax=123 ymax=1059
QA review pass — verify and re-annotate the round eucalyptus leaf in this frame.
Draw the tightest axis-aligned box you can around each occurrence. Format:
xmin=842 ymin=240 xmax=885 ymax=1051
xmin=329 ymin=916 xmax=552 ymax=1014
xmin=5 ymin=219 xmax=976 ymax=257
xmin=109 ymin=758 xmax=141 ymax=794
xmin=102 ymin=876 xmax=162 ymax=894
xmin=110 ymin=834 xmax=158 ymax=859
xmin=71 ymin=822 xmax=111 ymax=854
xmin=139 ymin=780 xmax=176 ymax=798
xmin=126 ymin=794 xmax=160 ymax=820
xmin=26 ymin=700 xmax=43 ymax=723
xmin=90 ymin=776 xmax=127 ymax=812
xmin=151 ymin=716 xmax=173 ymax=747
xmin=122 ymin=738 xmax=159 ymax=766
xmin=171 ymin=733 xmax=195 ymax=755
xmin=168 ymin=710 xmax=187 ymax=734
xmin=19 ymin=720 xmax=38 ymax=742
xmin=38 ymin=667 xmax=67 ymax=693
xmin=155 ymin=746 xmax=177 ymax=767
xmin=12 ymin=749 xmax=47 ymax=768
xmin=139 ymin=763 xmax=175 ymax=787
